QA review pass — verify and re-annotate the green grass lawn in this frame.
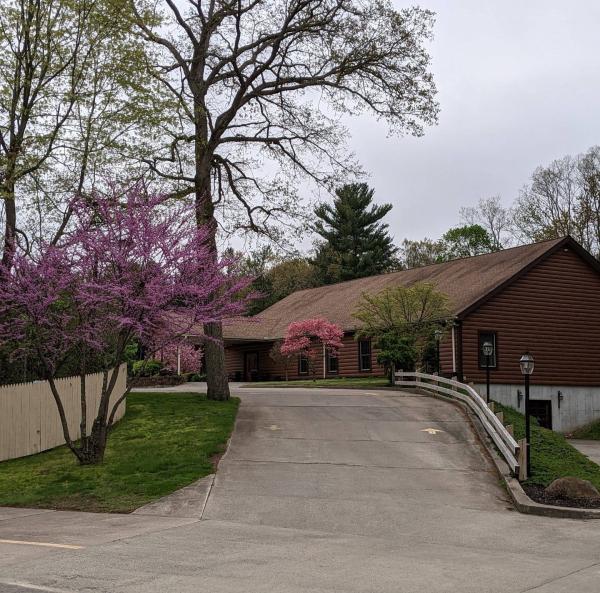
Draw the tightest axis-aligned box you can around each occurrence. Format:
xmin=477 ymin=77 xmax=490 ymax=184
xmin=0 ymin=392 xmax=239 ymax=513
xmin=496 ymin=403 xmax=600 ymax=490
xmin=244 ymin=376 xmax=391 ymax=388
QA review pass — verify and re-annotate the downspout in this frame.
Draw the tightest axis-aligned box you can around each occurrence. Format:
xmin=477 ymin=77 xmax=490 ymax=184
xmin=451 ymin=325 xmax=457 ymax=376
xmin=323 ymin=343 xmax=326 ymax=379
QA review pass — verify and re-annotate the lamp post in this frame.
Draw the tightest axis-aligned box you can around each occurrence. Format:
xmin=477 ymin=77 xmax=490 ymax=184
xmin=482 ymin=341 xmax=494 ymax=403
xmin=519 ymin=352 xmax=535 ymax=477
xmin=434 ymin=328 xmax=443 ymax=374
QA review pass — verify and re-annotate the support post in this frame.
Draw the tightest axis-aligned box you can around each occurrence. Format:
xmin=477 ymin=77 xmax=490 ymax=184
xmin=525 ymin=373 xmax=531 ymax=477
xmin=518 ymin=438 xmax=528 ymax=481
xmin=485 ymin=355 xmax=490 ymax=403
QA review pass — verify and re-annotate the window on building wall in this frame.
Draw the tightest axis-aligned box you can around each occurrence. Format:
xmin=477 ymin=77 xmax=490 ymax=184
xmin=478 ymin=331 xmax=497 ymax=368
xmin=358 ymin=339 xmax=372 ymax=371
xmin=298 ymin=354 xmax=309 ymax=375
xmin=326 ymin=349 xmax=339 ymax=374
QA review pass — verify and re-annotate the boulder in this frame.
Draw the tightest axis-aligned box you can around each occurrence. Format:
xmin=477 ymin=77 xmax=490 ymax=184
xmin=545 ymin=477 xmax=600 ymax=500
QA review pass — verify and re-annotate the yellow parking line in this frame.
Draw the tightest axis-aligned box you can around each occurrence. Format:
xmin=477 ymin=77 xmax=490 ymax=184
xmin=0 ymin=538 xmax=83 ymax=550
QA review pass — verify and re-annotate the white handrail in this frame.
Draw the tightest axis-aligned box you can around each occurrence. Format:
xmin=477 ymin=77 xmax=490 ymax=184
xmin=395 ymin=371 xmax=520 ymax=476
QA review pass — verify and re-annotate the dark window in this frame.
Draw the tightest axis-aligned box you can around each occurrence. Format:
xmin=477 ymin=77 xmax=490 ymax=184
xmin=298 ymin=354 xmax=309 ymax=375
xmin=478 ymin=331 xmax=497 ymax=368
xmin=326 ymin=349 xmax=339 ymax=374
xmin=529 ymin=400 xmax=553 ymax=430
xmin=358 ymin=339 xmax=372 ymax=371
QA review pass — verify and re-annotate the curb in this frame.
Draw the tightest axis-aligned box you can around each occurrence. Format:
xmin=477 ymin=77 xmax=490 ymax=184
xmin=239 ymin=383 xmax=400 ymax=391
xmin=411 ymin=387 xmax=600 ymax=520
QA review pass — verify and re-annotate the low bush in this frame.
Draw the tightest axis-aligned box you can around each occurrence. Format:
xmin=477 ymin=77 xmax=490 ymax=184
xmin=132 ymin=359 xmax=163 ymax=377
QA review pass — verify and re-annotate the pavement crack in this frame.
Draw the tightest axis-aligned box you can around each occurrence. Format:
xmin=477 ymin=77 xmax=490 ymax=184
xmin=225 ymin=458 xmax=493 ymax=474
xmin=518 ymin=560 xmax=600 ymax=592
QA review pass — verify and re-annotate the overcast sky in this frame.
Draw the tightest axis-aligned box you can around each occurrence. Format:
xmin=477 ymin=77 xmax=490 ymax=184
xmin=341 ymin=0 xmax=600 ymax=247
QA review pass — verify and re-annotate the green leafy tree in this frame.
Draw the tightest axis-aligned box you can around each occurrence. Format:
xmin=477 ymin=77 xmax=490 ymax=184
xmin=235 ymin=247 xmax=318 ymax=315
xmin=375 ymin=332 xmax=417 ymax=383
xmin=313 ymin=183 xmax=398 ymax=283
xmin=353 ymin=282 xmax=450 ymax=382
xmin=398 ymin=237 xmax=445 ymax=269
xmin=441 ymin=224 xmax=495 ymax=259
xmin=0 ymin=0 xmax=156 ymax=263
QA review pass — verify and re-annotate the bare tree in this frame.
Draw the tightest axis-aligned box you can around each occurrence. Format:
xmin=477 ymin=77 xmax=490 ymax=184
xmin=512 ymin=149 xmax=600 ymax=257
xmin=128 ymin=0 xmax=439 ymax=399
xmin=460 ymin=195 xmax=512 ymax=250
xmin=577 ymin=146 xmax=600 ymax=258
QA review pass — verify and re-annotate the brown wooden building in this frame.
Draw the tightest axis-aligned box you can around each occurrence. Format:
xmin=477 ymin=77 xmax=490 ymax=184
xmin=224 ymin=237 xmax=600 ymax=431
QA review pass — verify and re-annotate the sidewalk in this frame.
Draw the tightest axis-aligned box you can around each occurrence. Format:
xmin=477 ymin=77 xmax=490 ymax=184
xmin=568 ymin=439 xmax=600 ymax=466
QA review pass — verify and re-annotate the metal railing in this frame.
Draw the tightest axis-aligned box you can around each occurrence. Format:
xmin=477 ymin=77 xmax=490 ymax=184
xmin=395 ymin=371 xmax=521 ymax=476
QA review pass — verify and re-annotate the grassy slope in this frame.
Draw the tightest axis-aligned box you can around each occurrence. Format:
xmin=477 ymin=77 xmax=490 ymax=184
xmin=570 ymin=420 xmax=600 ymax=440
xmin=244 ymin=376 xmax=390 ymax=388
xmin=497 ymin=403 xmax=600 ymax=489
xmin=0 ymin=392 xmax=239 ymax=513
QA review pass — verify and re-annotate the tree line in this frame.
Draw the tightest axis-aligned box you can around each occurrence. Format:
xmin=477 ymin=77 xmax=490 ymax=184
xmin=241 ymin=145 xmax=600 ymax=315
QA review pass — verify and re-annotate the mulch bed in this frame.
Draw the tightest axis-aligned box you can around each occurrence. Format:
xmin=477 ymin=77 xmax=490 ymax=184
xmin=130 ymin=375 xmax=187 ymax=388
xmin=524 ymin=484 xmax=600 ymax=509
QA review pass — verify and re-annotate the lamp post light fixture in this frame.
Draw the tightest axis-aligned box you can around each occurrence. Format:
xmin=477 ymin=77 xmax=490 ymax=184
xmin=519 ymin=352 xmax=535 ymax=477
xmin=482 ymin=341 xmax=494 ymax=403
xmin=434 ymin=328 xmax=443 ymax=374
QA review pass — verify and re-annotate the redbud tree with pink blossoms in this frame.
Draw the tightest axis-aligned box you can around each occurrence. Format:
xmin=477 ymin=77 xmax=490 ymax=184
xmin=280 ymin=318 xmax=344 ymax=379
xmin=0 ymin=188 xmax=250 ymax=465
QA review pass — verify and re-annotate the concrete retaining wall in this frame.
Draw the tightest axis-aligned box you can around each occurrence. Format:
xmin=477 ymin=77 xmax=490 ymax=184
xmin=474 ymin=383 xmax=600 ymax=433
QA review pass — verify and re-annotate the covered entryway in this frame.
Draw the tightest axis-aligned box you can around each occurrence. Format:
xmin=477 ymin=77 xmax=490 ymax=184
xmin=243 ymin=351 xmax=259 ymax=382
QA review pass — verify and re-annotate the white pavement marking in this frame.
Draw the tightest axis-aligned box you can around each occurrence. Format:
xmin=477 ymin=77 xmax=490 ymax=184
xmin=0 ymin=581 xmax=75 ymax=592
xmin=0 ymin=539 xmax=83 ymax=550
xmin=421 ymin=428 xmax=444 ymax=435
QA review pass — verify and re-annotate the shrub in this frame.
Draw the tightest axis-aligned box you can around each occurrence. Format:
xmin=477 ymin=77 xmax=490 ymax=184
xmin=132 ymin=359 xmax=163 ymax=377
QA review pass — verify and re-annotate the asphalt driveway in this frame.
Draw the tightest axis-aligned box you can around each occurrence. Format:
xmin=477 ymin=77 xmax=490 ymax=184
xmin=2 ymin=387 xmax=600 ymax=593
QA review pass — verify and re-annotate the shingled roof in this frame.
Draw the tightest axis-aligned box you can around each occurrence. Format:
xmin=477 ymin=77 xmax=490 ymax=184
xmin=223 ymin=237 xmax=574 ymax=342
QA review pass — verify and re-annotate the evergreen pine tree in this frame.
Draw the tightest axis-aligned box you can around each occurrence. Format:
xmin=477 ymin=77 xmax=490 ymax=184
xmin=313 ymin=183 xmax=398 ymax=283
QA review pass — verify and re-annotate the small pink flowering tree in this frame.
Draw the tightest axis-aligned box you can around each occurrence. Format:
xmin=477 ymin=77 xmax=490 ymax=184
xmin=0 ymin=187 xmax=250 ymax=464
xmin=280 ymin=318 xmax=344 ymax=379
xmin=157 ymin=341 xmax=203 ymax=375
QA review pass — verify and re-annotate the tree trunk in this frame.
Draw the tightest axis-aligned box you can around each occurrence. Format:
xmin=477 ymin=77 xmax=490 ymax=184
xmin=1 ymin=180 xmax=16 ymax=268
xmin=194 ymin=111 xmax=230 ymax=401
xmin=203 ymin=320 xmax=230 ymax=400
xmin=78 ymin=419 xmax=108 ymax=465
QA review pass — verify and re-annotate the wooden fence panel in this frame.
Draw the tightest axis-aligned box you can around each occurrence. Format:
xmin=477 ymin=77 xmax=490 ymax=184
xmin=0 ymin=365 xmax=127 ymax=462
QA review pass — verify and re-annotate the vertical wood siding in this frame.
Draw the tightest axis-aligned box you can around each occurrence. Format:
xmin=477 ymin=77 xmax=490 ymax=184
xmin=460 ymin=247 xmax=600 ymax=385
xmin=0 ymin=365 xmax=127 ymax=462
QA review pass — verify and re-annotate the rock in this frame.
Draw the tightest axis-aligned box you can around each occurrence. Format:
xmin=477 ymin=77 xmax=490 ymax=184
xmin=545 ymin=477 xmax=600 ymax=500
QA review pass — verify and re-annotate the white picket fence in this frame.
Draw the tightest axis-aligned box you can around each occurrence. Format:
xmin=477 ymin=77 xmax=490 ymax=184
xmin=395 ymin=371 xmax=521 ymax=476
xmin=0 ymin=365 xmax=127 ymax=462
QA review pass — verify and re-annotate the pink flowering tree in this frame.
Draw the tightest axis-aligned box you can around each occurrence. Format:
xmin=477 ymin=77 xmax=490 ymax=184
xmin=157 ymin=342 xmax=203 ymax=375
xmin=280 ymin=318 xmax=344 ymax=379
xmin=0 ymin=187 xmax=250 ymax=464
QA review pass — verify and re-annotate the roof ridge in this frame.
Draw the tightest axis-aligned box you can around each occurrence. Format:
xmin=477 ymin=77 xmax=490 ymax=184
xmin=270 ymin=236 xmax=568 ymax=298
